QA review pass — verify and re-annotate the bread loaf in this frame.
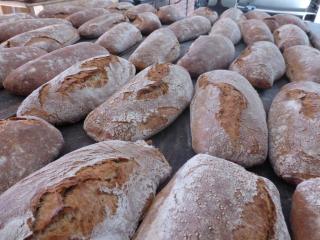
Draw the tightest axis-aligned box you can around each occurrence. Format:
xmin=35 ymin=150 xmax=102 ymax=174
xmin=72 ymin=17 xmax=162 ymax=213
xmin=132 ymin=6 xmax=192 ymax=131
xmin=220 ymin=7 xmax=246 ymax=23
xmin=133 ymin=12 xmax=161 ymax=35
xmin=97 ymin=22 xmax=142 ymax=54
xmin=157 ymin=5 xmax=184 ymax=24
xmin=245 ymin=10 xmax=270 ymax=20
xmin=209 ymin=18 xmax=241 ymax=44
xmin=269 ymin=81 xmax=320 ymax=184
xmin=291 ymin=178 xmax=320 ymax=240
xmin=79 ymin=12 xmax=128 ymax=38
xmin=230 ymin=41 xmax=285 ymax=89
xmin=240 ymin=19 xmax=274 ymax=45
xmin=263 ymin=17 xmax=280 ymax=32
xmin=38 ymin=5 xmax=84 ymax=18
xmin=66 ymin=8 xmax=109 ymax=28
xmin=0 ymin=140 xmax=171 ymax=240
xmin=106 ymin=2 xmax=134 ymax=13
xmin=0 ymin=47 xmax=46 ymax=88
xmin=191 ymin=70 xmax=267 ymax=167
xmin=178 ymin=35 xmax=235 ymax=77
xmin=168 ymin=16 xmax=211 ymax=42
xmin=84 ymin=63 xmax=193 ymax=142
xmin=125 ymin=3 xmax=156 ymax=21
xmin=274 ymin=24 xmax=309 ymax=51
xmin=3 ymin=42 xmax=109 ymax=96
xmin=310 ymin=31 xmax=320 ymax=50
xmin=134 ymin=154 xmax=290 ymax=240
xmin=0 ymin=13 xmax=33 ymax=24
xmin=283 ymin=45 xmax=320 ymax=83
xmin=0 ymin=116 xmax=63 ymax=194
xmin=129 ymin=28 xmax=180 ymax=70
xmin=2 ymin=24 xmax=80 ymax=52
xmin=270 ymin=14 xmax=310 ymax=33
xmin=17 ymin=55 xmax=136 ymax=125
xmin=192 ymin=7 xmax=218 ymax=25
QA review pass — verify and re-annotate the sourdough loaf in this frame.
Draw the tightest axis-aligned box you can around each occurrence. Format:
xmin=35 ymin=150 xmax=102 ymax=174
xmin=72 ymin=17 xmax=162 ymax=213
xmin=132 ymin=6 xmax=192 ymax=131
xmin=17 ymin=55 xmax=136 ymax=125
xmin=84 ymin=63 xmax=193 ymax=142
xmin=190 ymin=70 xmax=267 ymax=167
xmin=192 ymin=7 xmax=218 ymax=25
xmin=245 ymin=10 xmax=270 ymax=20
xmin=0 ymin=13 xmax=33 ymax=24
xmin=157 ymin=5 xmax=184 ymax=24
xmin=263 ymin=17 xmax=280 ymax=32
xmin=106 ymin=2 xmax=134 ymax=13
xmin=125 ymin=3 xmax=156 ymax=21
xmin=38 ymin=5 xmax=84 ymax=18
xmin=178 ymin=35 xmax=235 ymax=77
xmin=269 ymin=14 xmax=310 ymax=33
xmin=220 ymin=7 xmax=246 ymax=23
xmin=3 ymin=42 xmax=109 ymax=96
xmin=230 ymin=41 xmax=285 ymax=89
xmin=0 ymin=140 xmax=171 ymax=239
xmin=269 ymin=81 xmax=320 ymax=184
xmin=66 ymin=8 xmax=109 ymax=28
xmin=0 ymin=116 xmax=63 ymax=194
xmin=129 ymin=28 xmax=180 ymax=70
xmin=133 ymin=12 xmax=161 ymax=35
xmin=209 ymin=18 xmax=242 ymax=44
xmin=134 ymin=154 xmax=290 ymax=240
xmin=240 ymin=19 xmax=274 ymax=45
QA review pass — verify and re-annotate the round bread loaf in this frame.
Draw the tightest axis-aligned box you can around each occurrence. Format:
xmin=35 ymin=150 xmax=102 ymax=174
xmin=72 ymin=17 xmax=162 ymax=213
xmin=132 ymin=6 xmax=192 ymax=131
xmin=220 ymin=7 xmax=246 ymax=23
xmin=245 ymin=10 xmax=270 ymax=20
xmin=66 ymin=8 xmax=109 ymax=28
xmin=38 ymin=5 xmax=84 ymax=18
xmin=157 ymin=5 xmax=184 ymax=24
xmin=210 ymin=18 xmax=242 ymax=44
xmin=133 ymin=12 xmax=161 ymax=35
xmin=192 ymin=7 xmax=218 ymax=25
xmin=125 ymin=3 xmax=156 ymax=21
xmin=240 ymin=19 xmax=274 ymax=45
xmin=271 ymin=14 xmax=310 ymax=33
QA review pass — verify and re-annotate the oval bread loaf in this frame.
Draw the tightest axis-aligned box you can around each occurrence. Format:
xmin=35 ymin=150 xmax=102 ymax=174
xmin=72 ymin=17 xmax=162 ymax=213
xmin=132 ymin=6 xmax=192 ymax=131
xmin=3 ymin=42 xmax=109 ymax=96
xmin=129 ymin=28 xmax=180 ymax=70
xmin=270 ymin=13 xmax=310 ymax=33
xmin=230 ymin=41 xmax=285 ymax=89
xmin=209 ymin=18 xmax=242 ymax=44
xmin=66 ymin=8 xmax=110 ymax=28
xmin=0 ymin=140 xmax=171 ymax=240
xmin=0 ymin=13 xmax=34 ymax=24
xmin=240 ymin=19 xmax=274 ymax=45
xmin=134 ymin=154 xmax=290 ymax=240
xmin=84 ymin=63 xmax=194 ymax=142
xmin=17 ymin=55 xmax=136 ymax=125
xmin=0 ymin=116 xmax=63 ymax=194
xmin=245 ymin=10 xmax=270 ymax=20
xmin=190 ymin=70 xmax=268 ymax=167
xmin=178 ymin=35 xmax=235 ymax=77
xmin=133 ymin=12 xmax=161 ymax=35
xmin=125 ymin=3 xmax=156 ymax=21
xmin=107 ymin=2 xmax=134 ymax=13
xmin=38 ymin=5 xmax=84 ymax=18
xmin=269 ymin=81 xmax=320 ymax=184
xmin=192 ymin=7 xmax=218 ymax=25
xmin=157 ymin=5 xmax=184 ymax=24
xmin=263 ymin=17 xmax=280 ymax=32
xmin=220 ymin=7 xmax=246 ymax=23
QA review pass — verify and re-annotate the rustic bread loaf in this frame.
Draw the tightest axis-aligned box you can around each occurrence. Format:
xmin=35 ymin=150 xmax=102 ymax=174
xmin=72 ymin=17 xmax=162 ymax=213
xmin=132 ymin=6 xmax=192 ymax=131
xmin=270 ymin=14 xmax=310 ymax=33
xmin=134 ymin=154 xmax=290 ymax=240
xmin=274 ymin=24 xmax=310 ymax=51
xmin=38 ymin=5 xmax=84 ymax=18
xmin=269 ymin=81 xmax=320 ymax=184
xmin=0 ymin=140 xmax=171 ymax=240
xmin=0 ymin=47 xmax=46 ymax=88
xmin=84 ymin=63 xmax=193 ymax=142
xmin=0 ymin=13 xmax=34 ymax=24
xmin=157 ymin=5 xmax=184 ymax=24
xmin=220 ymin=7 xmax=246 ymax=23
xmin=310 ymin=31 xmax=320 ymax=50
xmin=129 ymin=28 xmax=180 ymax=70
xmin=17 ymin=55 xmax=136 ymax=125
xmin=245 ymin=10 xmax=270 ymax=20
xmin=240 ymin=19 xmax=274 ymax=45
xmin=291 ymin=178 xmax=320 ymax=240
xmin=263 ymin=17 xmax=280 ymax=32
xmin=3 ymin=42 xmax=109 ymax=96
xmin=178 ymin=35 xmax=235 ymax=77
xmin=106 ymin=2 xmax=134 ymax=13
xmin=192 ymin=7 xmax=218 ymax=25
xmin=133 ymin=12 xmax=161 ymax=35
xmin=191 ymin=70 xmax=267 ymax=167
xmin=2 ymin=24 xmax=80 ymax=52
xmin=66 ymin=8 xmax=109 ymax=28
xmin=96 ymin=22 xmax=142 ymax=54
xmin=168 ymin=15 xmax=211 ymax=42
xmin=209 ymin=18 xmax=242 ymax=44
xmin=0 ymin=116 xmax=63 ymax=194
xmin=284 ymin=45 xmax=320 ymax=83
xmin=79 ymin=12 xmax=128 ymax=38
xmin=125 ymin=3 xmax=156 ymax=21
xmin=230 ymin=41 xmax=285 ymax=89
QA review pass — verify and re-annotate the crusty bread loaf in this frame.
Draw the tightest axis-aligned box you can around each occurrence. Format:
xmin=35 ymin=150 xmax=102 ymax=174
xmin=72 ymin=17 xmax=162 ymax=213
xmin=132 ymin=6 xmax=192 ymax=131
xmin=178 ymin=35 xmax=235 ymax=77
xmin=310 ymin=31 xmax=320 ymax=50
xmin=84 ymin=63 xmax=193 ymax=142
xmin=38 ymin=5 xmax=84 ymax=18
xmin=291 ymin=178 xmax=320 ymax=240
xmin=79 ymin=12 xmax=128 ymax=38
xmin=125 ymin=3 xmax=156 ymax=21
xmin=2 ymin=24 xmax=79 ymax=52
xmin=220 ymin=7 xmax=246 ymax=23
xmin=230 ymin=41 xmax=285 ymax=89
xmin=0 ymin=47 xmax=46 ymax=88
xmin=0 ymin=116 xmax=63 ymax=194
xmin=209 ymin=18 xmax=242 ymax=44
xmin=96 ymin=22 xmax=142 ymax=54
xmin=245 ymin=10 xmax=270 ymax=20
xmin=17 ymin=55 xmax=136 ymax=125
xmin=270 ymin=14 xmax=310 ymax=33
xmin=106 ymin=2 xmax=134 ymax=13
xmin=129 ymin=28 xmax=180 ymax=70
xmin=157 ymin=5 xmax=184 ymax=24
xmin=134 ymin=154 xmax=290 ymax=240
xmin=269 ymin=81 xmax=320 ymax=184
xmin=0 ymin=140 xmax=171 ymax=240
xmin=192 ymin=7 xmax=218 ymax=25
xmin=66 ymin=8 xmax=109 ymax=28
xmin=168 ymin=16 xmax=211 ymax=42
xmin=263 ymin=17 xmax=280 ymax=32
xmin=133 ymin=12 xmax=161 ymax=35
xmin=240 ymin=19 xmax=274 ymax=45
xmin=0 ymin=13 xmax=34 ymax=24
xmin=3 ymin=42 xmax=109 ymax=96
xmin=274 ymin=24 xmax=309 ymax=51
xmin=191 ymin=70 xmax=267 ymax=167
xmin=283 ymin=45 xmax=320 ymax=83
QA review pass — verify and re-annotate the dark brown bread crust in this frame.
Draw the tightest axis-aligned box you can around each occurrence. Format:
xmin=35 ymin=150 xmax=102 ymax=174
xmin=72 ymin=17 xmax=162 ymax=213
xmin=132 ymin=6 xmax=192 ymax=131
xmin=157 ymin=5 xmax=184 ymax=24
xmin=66 ymin=8 xmax=109 ymax=28
xmin=240 ymin=19 xmax=274 ymax=45
xmin=38 ymin=5 xmax=84 ymax=19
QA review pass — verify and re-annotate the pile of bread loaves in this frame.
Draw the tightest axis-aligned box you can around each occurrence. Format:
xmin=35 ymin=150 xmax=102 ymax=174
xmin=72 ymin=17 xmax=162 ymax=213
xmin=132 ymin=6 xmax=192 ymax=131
xmin=1 ymin=2 xmax=320 ymax=239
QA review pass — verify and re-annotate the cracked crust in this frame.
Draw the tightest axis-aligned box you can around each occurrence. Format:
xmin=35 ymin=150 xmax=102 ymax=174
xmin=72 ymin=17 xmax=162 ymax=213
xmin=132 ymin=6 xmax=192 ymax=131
xmin=125 ymin=3 xmax=156 ymax=21
xmin=193 ymin=7 xmax=218 ymax=25
xmin=133 ymin=12 xmax=161 ymax=35
xmin=210 ymin=18 xmax=242 ymax=44
xmin=239 ymin=19 xmax=274 ymax=45
xmin=66 ymin=8 xmax=109 ymax=28
xmin=220 ymin=7 xmax=246 ymax=23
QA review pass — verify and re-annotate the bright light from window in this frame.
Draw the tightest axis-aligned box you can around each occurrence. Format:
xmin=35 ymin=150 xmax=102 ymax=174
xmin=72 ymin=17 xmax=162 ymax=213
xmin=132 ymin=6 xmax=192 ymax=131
xmin=34 ymin=5 xmax=43 ymax=16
